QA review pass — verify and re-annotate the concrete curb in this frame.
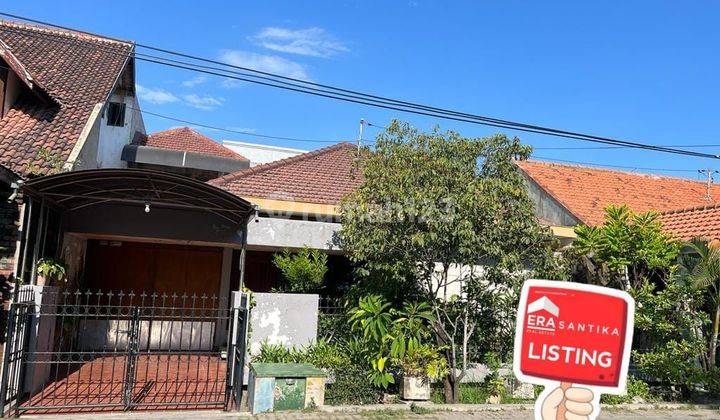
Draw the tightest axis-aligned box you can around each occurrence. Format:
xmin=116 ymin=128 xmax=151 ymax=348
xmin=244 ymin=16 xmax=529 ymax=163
xmin=318 ymin=402 xmax=720 ymax=413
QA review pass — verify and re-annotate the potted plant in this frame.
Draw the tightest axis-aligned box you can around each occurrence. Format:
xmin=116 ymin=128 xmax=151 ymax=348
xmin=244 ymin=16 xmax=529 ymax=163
xmin=36 ymin=258 xmax=67 ymax=286
xmin=482 ymin=352 xmax=506 ymax=404
xmin=396 ymin=343 xmax=448 ymax=400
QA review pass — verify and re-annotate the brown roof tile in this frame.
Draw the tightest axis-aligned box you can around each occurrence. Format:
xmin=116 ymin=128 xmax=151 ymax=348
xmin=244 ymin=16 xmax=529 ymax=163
xmin=139 ymin=127 xmax=248 ymax=161
xmin=516 ymin=160 xmax=720 ymax=226
xmin=0 ymin=20 xmax=132 ymax=176
xmin=209 ymin=142 xmax=361 ymax=204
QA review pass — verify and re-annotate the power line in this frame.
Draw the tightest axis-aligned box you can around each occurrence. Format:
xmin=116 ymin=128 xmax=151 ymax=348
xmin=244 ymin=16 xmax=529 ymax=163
xmin=535 ymin=144 xmax=720 ymax=150
xmin=1 ymin=13 xmax=719 ymax=160
xmin=138 ymin=108 xmax=338 ymax=144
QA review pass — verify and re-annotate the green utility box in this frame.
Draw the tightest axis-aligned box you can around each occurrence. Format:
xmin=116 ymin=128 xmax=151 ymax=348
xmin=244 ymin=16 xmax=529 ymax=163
xmin=248 ymin=363 xmax=327 ymax=414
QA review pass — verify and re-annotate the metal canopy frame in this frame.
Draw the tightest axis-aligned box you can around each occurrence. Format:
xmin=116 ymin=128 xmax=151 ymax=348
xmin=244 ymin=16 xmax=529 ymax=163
xmin=22 ymin=168 xmax=254 ymax=225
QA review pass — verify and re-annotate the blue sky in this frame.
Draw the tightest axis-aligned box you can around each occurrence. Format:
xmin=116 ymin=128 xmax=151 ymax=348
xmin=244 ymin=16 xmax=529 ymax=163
xmin=3 ymin=1 xmax=720 ymax=178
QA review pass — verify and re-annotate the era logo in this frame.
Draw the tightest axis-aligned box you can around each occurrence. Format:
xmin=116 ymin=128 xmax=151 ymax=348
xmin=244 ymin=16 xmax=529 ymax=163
xmin=527 ymin=296 xmax=559 ymax=333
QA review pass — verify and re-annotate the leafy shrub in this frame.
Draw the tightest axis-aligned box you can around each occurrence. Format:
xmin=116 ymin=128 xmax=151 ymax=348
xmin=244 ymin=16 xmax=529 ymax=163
xmin=703 ymin=367 xmax=720 ymax=398
xmin=601 ymin=377 xmax=651 ymax=404
xmin=630 ymin=279 xmax=708 ymax=399
xmin=273 ymin=248 xmax=328 ymax=293
xmin=633 ymin=340 xmax=704 ymax=398
xmin=396 ymin=343 xmax=447 ymax=380
xmin=318 ymin=312 xmax=353 ymax=343
xmin=348 ymin=295 xmax=436 ymax=388
xmin=325 ymin=363 xmax=383 ymax=405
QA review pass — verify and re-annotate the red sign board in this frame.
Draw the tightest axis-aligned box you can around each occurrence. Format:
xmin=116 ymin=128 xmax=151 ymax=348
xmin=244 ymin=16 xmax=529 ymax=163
xmin=513 ymin=280 xmax=634 ymax=392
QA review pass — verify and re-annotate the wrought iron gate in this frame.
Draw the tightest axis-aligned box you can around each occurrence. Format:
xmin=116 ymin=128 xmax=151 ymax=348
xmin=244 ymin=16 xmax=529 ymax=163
xmin=0 ymin=289 xmax=248 ymax=416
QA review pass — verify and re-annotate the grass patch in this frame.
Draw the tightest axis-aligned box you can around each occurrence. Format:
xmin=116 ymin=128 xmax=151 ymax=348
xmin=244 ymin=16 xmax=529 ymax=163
xmin=409 ymin=403 xmax=436 ymax=414
xmin=431 ymin=383 xmax=490 ymax=404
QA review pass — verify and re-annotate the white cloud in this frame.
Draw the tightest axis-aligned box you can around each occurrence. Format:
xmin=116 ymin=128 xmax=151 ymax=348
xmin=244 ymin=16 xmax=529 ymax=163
xmin=136 ymin=84 xmax=178 ymax=105
xmin=181 ymin=75 xmax=207 ymax=87
xmin=220 ymin=78 xmax=246 ymax=89
xmin=219 ymin=50 xmax=310 ymax=80
xmin=182 ymin=94 xmax=225 ymax=110
xmin=250 ymin=27 xmax=348 ymax=58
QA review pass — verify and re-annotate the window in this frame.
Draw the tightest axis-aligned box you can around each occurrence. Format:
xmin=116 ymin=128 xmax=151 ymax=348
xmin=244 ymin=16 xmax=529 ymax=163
xmin=106 ymin=102 xmax=126 ymax=127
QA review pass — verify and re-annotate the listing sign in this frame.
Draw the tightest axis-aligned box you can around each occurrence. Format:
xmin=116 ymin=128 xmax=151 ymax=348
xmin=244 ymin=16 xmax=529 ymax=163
xmin=513 ymin=280 xmax=634 ymax=420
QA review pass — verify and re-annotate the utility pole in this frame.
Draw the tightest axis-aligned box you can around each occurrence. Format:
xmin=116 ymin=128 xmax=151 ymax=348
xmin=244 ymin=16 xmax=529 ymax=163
xmin=357 ymin=118 xmax=365 ymax=152
xmin=698 ymin=168 xmax=719 ymax=202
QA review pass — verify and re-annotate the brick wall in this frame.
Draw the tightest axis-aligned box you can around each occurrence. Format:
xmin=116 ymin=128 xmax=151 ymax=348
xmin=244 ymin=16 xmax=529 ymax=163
xmin=0 ymin=184 xmax=21 ymax=350
xmin=0 ymin=191 xmax=20 ymax=280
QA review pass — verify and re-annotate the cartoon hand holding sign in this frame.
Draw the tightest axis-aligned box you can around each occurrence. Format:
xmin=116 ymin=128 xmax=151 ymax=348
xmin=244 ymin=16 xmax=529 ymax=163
xmin=513 ymin=280 xmax=635 ymax=420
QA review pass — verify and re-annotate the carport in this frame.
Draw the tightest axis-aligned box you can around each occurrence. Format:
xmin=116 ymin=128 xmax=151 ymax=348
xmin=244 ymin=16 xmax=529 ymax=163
xmin=1 ymin=168 xmax=254 ymax=415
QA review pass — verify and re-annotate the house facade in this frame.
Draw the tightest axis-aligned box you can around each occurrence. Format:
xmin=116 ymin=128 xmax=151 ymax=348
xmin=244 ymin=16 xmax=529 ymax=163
xmin=123 ymin=127 xmax=250 ymax=181
xmin=516 ymin=159 xmax=720 ymax=227
xmin=0 ymin=20 xmax=143 ymax=295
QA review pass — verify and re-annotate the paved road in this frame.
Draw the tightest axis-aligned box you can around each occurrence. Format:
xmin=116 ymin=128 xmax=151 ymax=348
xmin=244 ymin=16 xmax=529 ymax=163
xmin=254 ymin=409 xmax=720 ymax=419
xmin=21 ymin=407 xmax=720 ymax=420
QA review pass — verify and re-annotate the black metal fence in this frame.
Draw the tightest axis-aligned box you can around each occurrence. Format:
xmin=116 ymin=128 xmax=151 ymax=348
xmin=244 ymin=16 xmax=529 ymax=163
xmin=0 ymin=288 xmax=248 ymax=416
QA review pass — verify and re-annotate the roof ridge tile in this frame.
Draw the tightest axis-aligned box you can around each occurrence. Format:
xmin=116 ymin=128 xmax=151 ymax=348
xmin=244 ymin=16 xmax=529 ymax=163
xmin=0 ymin=19 xmax=132 ymax=47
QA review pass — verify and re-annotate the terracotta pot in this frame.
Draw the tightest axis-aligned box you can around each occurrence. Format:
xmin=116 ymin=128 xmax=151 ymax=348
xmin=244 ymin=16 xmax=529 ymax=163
xmin=400 ymin=376 xmax=430 ymax=401
xmin=36 ymin=275 xmax=47 ymax=287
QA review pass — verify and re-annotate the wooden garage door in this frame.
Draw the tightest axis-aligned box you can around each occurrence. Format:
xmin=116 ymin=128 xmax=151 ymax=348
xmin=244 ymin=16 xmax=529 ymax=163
xmin=84 ymin=240 xmax=223 ymax=296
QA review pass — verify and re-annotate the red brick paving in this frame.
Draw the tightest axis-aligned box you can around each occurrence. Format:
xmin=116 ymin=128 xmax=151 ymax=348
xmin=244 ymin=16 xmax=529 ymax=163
xmin=22 ymin=354 xmax=228 ymax=414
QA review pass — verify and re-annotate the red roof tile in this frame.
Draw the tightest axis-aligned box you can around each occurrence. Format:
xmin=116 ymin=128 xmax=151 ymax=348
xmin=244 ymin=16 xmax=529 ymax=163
xmin=139 ymin=127 xmax=248 ymax=161
xmin=0 ymin=20 xmax=132 ymax=176
xmin=516 ymin=160 xmax=720 ymax=226
xmin=660 ymin=204 xmax=720 ymax=241
xmin=209 ymin=142 xmax=361 ymax=204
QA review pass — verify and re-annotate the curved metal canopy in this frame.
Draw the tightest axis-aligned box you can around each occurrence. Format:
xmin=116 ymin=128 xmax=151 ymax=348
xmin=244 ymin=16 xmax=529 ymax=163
xmin=22 ymin=168 xmax=254 ymax=225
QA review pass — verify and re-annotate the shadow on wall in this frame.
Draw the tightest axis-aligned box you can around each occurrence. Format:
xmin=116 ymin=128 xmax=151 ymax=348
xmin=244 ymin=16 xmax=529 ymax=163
xmin=0 ymin=273 xmax=15 ymax=346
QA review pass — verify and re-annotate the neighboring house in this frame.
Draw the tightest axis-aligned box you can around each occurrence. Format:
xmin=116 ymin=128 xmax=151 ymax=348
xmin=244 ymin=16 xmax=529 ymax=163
xmin=222 ymin=140 xmax=307 ymax=166
xmin=0 ymin=20 xmax=143 ymax=290
xmin=516 ymin=160 xmax=720 ymax=227
xmin=209 ymin=142 xmax=360 ymax=290
xmin=123 ymin=127 xmax=250 ymax=181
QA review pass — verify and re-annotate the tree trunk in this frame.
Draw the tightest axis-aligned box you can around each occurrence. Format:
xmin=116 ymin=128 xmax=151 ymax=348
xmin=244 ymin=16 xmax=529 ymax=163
xmin=710 ymin=303 xmax=720 ymax=368
xmin=443 ymin=374 xmax=460 ymax=403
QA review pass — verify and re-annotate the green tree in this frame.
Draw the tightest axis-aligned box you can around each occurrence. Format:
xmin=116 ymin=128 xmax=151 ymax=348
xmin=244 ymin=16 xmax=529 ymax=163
xmin=573 ymin=205 xmax=679 ymax=289
xmin=273 ymin=247 xmax=328 ymax=293
xmin=678 ymin=238 xmax=720 ymax=368
xmin=340 ymin=120 xmax=554 ymax=402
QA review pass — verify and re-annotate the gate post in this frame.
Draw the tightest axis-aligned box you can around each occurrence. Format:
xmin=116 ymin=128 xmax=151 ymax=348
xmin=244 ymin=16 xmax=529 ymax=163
xmin=0 ymin=304 xmax=18 ymax=416
xmin=122 ymin=307 xmax=141 ymax=410
xmin=225 ymin=292 xmax=249 ymax=411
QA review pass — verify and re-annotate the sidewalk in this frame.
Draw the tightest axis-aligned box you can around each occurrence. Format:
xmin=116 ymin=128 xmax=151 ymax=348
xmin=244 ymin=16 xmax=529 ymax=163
xmin=19 ymin=404 xmax=720 ymax=419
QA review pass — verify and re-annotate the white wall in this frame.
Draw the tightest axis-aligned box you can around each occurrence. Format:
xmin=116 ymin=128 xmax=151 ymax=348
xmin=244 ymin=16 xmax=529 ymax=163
xmin=222 ymin=141 xmax=306 ymax=166
xmin=3 ymin=71 xmax=20 ymax=116
xmin=96 ymin=93 xmax=145 ymax=168
xmin=247 ymin=217 xmax=341 ymax=252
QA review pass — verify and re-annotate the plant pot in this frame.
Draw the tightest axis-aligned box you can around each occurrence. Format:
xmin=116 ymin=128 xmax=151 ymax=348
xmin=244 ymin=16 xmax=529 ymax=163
xmin=35 ymin=275 xmax=47 ymax=287
xmin=486 ymin=394 xmax=501 ymax=404
xmin=401 ymin=376 xmax=430 ymax=401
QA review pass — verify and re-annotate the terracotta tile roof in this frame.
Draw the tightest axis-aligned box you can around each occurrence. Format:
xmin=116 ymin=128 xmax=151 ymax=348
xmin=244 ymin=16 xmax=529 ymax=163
xmin=0 ymin=20 xmax=133 ymax=176
xmin=660 ymin=204 xmax=720 ymax=241
xmin=138 ymin=127 xmax=248 ymax=161
xmin=209 ymin=142 xmax=361 ymax=204
xmin=516 ymin=160 xmax=720 ymax=226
